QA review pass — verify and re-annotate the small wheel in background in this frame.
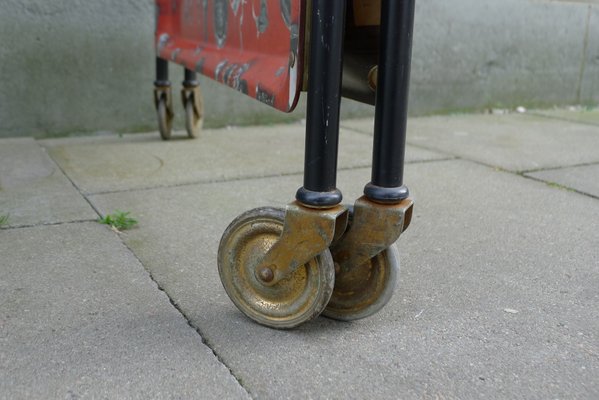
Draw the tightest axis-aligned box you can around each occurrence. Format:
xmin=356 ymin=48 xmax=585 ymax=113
xmin=184 ymin=97 xmax=203 ymax=139
xmin=218 ymin=207 xmax=335 ymax=329
xmin=324 ymin=231 xmax=399 ymax=321
xmin=157 ymin=96 xmax=172 ymax=140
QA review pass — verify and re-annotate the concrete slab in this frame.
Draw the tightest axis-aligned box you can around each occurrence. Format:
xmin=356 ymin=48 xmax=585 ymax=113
xmin=531 ymin=106 xmax=599 ymax=126
xmin=0 ymin=138 xmax=96 ymax=227
xmin=43 ymin=124 xmax=447 ymax=194
xmin=0 ymin=222 xmax=249 ymax=399
xmin=525 ymin=163 xmax=599 ymax=198
xmin=343 ymin=114 xmax=599 ymax=172
xmin=89 ymin=160 xmax=599 ymax=399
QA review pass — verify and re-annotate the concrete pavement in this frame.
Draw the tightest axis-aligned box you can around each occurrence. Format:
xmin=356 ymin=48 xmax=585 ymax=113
xmin=1 ymin=108 xmax=598 ymax=399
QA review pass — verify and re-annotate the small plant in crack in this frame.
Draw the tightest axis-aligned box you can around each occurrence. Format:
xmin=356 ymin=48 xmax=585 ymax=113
xmin=0 ymin=214 xmax=9 ymax=227
xmin=98 ymin=211 xmax=138 ymax=232
xmin=546 ymin=181 xmax=575 ymax=192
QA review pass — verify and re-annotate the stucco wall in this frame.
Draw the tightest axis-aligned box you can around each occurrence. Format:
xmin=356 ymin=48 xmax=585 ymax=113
xmin=0 ymin=0 xmax=597 ymax=138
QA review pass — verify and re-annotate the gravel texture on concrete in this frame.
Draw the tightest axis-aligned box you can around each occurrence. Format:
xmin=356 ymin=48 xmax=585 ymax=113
xmin=525 ymin=163 xmax=599 ymax=198
xmin=343 ymin=114 xmax=599 ymax=172
xmin=0 ymin=223 xmax=249 ymax=399
xmin=42 ymin=124 xmax=446 ymax=195
xmin=0 ymin=138 xmax=96 ymax=227
xmin=89 ymin=160 xmax=599 ymax=400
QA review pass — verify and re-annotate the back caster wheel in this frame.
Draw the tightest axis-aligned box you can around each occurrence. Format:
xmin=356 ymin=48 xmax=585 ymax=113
xmin=157 ymin=95 xmax=173 ymax=140
xmin=183 ymin=91 xmax=203 ymax=139
xmin=218 ymin=207 xmax=335 ymax=329
xmin=324 ymin=210 xmax=400 ymax=321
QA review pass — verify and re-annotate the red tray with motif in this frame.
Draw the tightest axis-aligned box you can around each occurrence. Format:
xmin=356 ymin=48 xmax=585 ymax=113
xmin=155 ymin=0 xmax=305 ymax=112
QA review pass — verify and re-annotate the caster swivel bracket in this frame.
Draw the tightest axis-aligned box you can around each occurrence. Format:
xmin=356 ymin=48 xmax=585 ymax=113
xmin=181 ymin=85 xmax=203 ymax=120
xmin=256 ymin=202 xmax=348 ymax=286
xmin=331 ymin=196 xmax=413 ymax=273
xmin=153 ymin=84 xmax=174 ymax=117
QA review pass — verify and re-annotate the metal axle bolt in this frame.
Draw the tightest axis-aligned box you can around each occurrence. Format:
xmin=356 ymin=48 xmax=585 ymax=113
xmin=258 ymin=266 xmax=275 ymax=283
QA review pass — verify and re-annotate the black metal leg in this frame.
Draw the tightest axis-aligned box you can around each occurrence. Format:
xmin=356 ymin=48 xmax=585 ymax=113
xmin=155 ymin=57 xmax=174 ymax=140
xmin=183 ymin=68 xmax=199 ymax=88
xmin=155 ymin=57 xmax=170 ymax=87
xmin=364 ymin=0 xmax=416 ymax=204
xmin=295 ymin=0 xmax=347 ymax=208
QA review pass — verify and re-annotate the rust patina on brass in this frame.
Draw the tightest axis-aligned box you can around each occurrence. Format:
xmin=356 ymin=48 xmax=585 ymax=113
xmin=324 ymin=244 xmax=400 ymax=321
xmin=321 ymin=196 xmax=413 ymax=320
xmin=332 ymin=196 xmax=413 ymax=272
xmin=218 ymin=207 xmax=337 ymax=328
xmin=255 ymin=202 xmax=348 ymax=287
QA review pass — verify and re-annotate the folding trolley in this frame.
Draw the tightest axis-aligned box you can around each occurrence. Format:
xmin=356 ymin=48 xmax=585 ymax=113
xmin=154 ymin=0 xmax=416 ymax=328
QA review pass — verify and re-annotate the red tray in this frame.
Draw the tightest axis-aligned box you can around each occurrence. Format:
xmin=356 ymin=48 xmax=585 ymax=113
xmin=155 ymin=0 xmax=305 ymax=112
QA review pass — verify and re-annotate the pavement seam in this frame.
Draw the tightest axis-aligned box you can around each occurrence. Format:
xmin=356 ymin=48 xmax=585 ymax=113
xmin=39 ymin=141 xmax=104 ymax=218
xmin=454 ymin=154 xmax=599 ymax=201
xmin=519 ymin=160 xmax=599 ymax=174
xmin=82 ymin=158 xmax=455 ymax=197
xmin=520 ymin=174 xmax=599 ymax=201
xmin=462 ymin=157 xmax=599 ymax=201
xmin=0 ymin=218 xmax=98 ymax=231
xmin=41 ymin=127 xmax=598 ymax=206
xmin=374 ymin=137 xmax=599 ymax=203
xmin=111 ymin=235 xmax=256 ymax=400
xmin=339 ymin=123 xmax=463 ymax=159
xmin=82 ymin=169 xmax=364 ymax=196
xmin=0 ymin=142 xmax=104 ymax=231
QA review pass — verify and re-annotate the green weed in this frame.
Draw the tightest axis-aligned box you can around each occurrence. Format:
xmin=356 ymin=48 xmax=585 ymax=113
xmin=98 ymin=211 xmax=138 ymax=231
xmin=0 ymin=214 xmax=9 ymax=227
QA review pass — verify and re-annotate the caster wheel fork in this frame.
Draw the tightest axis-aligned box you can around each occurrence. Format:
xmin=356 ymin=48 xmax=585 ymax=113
xmin=324 ymin=239 xmax=400 ymax=321
xmin=324 ymin=196 xmax=413 ymax=321
xmin=182 ymin=85 xmax=204 ymax=139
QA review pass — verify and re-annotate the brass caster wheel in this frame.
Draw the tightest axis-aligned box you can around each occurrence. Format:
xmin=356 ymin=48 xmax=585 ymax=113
xmin=324 ymin=208 xmax=399 ymax=321
xmin=218 ymin=207 xmax=335 ymax=329
xmin=323 ymin=245 xmax=398 ymax=321
xmin=183 ymin=92 xmax=203 ymax=139
xmin=157 ymin=96 xmax=173 ymax=140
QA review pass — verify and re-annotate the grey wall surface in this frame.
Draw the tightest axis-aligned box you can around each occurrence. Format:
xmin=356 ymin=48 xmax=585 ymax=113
xmin=0 ymin=0 xmax=597 ymax=138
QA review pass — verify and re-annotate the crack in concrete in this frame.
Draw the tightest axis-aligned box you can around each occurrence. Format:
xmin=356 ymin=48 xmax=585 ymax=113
xmin=41 ymin=140 xmax=255 ymax=399
xmin=112 ymin=235 xmax=255 ymax=400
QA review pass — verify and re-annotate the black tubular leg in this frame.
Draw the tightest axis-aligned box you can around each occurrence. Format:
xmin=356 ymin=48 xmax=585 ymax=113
xmin=296 ymin=0 xmax=347 ymax=208
xmin=155 ymin=57 xmax=170 ymax=87
xmin=183 ymin=68 xmax=199 ymax=88
xmin=364 ymin=0 xmax=416 ymax=204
